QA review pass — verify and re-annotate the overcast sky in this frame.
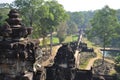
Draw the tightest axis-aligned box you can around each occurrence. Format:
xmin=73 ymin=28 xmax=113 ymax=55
xmin=0 ymin=0 xmax=120 ymax=12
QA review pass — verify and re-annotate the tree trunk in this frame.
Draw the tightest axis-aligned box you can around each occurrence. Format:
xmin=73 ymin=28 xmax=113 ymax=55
xmin=102 ymin=34 xmax=105 ymax=64
xmin=50 ymin=31 xmax=53 ymax=55
xmin=42 ymin=36 xmax=48 ymax=54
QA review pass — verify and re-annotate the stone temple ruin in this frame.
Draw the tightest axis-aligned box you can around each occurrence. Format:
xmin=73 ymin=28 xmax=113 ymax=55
xmin=0 ymin=9 xmax=117 ymax=80
xmin=45 ymin=43 xmax=116 ymax=80
xmin=0 ymin=9 xmax=42 ymax=80
xmin=45 ymin=44 xmax=93 ymax=80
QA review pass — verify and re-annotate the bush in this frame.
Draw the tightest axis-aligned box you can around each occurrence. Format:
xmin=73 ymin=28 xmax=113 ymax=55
xmin=115 ymin=64 xmax=120 ymax=73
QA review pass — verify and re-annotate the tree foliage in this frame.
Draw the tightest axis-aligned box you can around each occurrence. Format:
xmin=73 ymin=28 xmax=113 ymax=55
xmin=13 ymin=0 xmax=68 ymax=39
xmin=67 ymin=21 xmax=78 ymax=35
xmin=67 ymin=12 xmax=84 ymax=28
xmin=0 ymin=3 xmax=11 ymax=25
xmin=57 ymin=21 xmax=67 ymax=43
xmin=14 ymin=0 xmax=43 ymax=27
xmin=115 ymin=56 xmax=120 ymax=73
xmin=88 ymin=6 xmax=120 ymax=46
xmin=36 ymin=0 xmax=68 ymax=37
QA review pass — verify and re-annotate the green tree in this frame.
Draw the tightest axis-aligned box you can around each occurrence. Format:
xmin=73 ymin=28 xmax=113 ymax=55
xmin=13 ymin=0 xmax=45 ymax=39
xmin=0 ymin=3 xmax=11 ymax=25
xmin=82 ymin=11 xmax=94 ymax=29
xmin=0 ymin=8 xmax=9 ymax=25
xmin=36 ymin=0 xmax=68 ymax=45
xmin=57 ymin=21 xmax=67 ymax=43
xmin=37 ymin=1 xmax=68 ymax=36
xmin=88 ymin=5 xmax=119 ymax=63
xmin=117 ymin=9 xmax=120 ymax=22
xmin=13 ymin=0 xmax=68 ymax=46
xmin=14 ymin=0 xmax=44 ymax=27
xmin=67 ymin=21 xmax=78 ymax=35
xmin=67 ymin=12 xmax=84 ymax=28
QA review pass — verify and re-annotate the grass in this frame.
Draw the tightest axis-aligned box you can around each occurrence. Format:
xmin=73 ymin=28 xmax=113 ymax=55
xmin=82 ymin=37 xmax=102 ymax=57
xmin=82 ymin=38 xmax=95 ymax=47
xmin=39 ymin=37 xmax=59 ymax=46
xmin=39 ymin=34 xmax=78 ymax=46
xmin=109 ymin=69 xmax=117 ymax=75
xmin=80 ymin=59 xmax=90 ymax=69
xmin=53 ymin=37 xmax=59 ymax=44
xmin=51 ymin=35 xmax=78 ymax=44
xmin=79 ymin=38 xmax=97 ymax=69
xmin=82 ymin=38 xmax=116 ymax=75
xmin=63 ymin=35 xmax=78 ymax=43
xmin=47 ymin=37 xmax=59 ymax=44
xmin=63 ymin=36 xmax=72 ymax=43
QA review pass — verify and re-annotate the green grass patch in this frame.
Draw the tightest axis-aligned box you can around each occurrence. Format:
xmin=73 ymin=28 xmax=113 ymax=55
xmin=82 ymin=38 xmax=94 ymax=47
xmin=80 ymin=59 xmax=90 ymax=69
xmin=39 ymin=36 xmax=59 ymax=46
xmin=39 ymin=34 xmax=78 ymax=46
xmin=63 ymin=35 xmax=78 ymax=43
xmin=72 ymin=35 xmax=78 ymax=41
xmin=52 ymin=37 xmax=59 ymax=44
xmin=79 ymin=52 xmax=96 ymax=69
xmin=63 ymin=36 xmax=72 ymax=43
xmin=79 ymin=38 xmax=97 ymax=69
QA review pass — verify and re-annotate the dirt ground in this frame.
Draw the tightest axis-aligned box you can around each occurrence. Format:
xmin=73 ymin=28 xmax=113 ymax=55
xmin=85 ymin=47 xmax=114 ymax=70
xmin=41 ymin=45 xmax=61 ymax=66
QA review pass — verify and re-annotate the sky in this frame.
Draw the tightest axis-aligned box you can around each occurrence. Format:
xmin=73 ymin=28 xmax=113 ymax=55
xmin=0 ymin=0 xmax=120 ymax=12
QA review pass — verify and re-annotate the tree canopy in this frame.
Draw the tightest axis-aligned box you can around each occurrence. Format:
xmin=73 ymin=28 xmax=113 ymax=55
xmin=67 ymin=21 xmax=78 ymax=35
xmin=88 ymin=6 xmax=120 ymax=47
xmin=57 ymin=21 xmax=68 ymax=43
xmin=13 ymin=0 xmax=68 ymax=38
xmin=36 ymin=0 xmax=68 ymax=37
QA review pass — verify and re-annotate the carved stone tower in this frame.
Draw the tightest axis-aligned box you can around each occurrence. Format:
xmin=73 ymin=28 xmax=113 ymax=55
xmin=0 ymin=9 xmax=40 ymax=80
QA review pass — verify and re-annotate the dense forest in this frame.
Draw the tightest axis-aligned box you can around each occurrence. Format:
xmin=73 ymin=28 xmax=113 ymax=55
xmin=0 ymin=0 xmax=120 ymax=77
